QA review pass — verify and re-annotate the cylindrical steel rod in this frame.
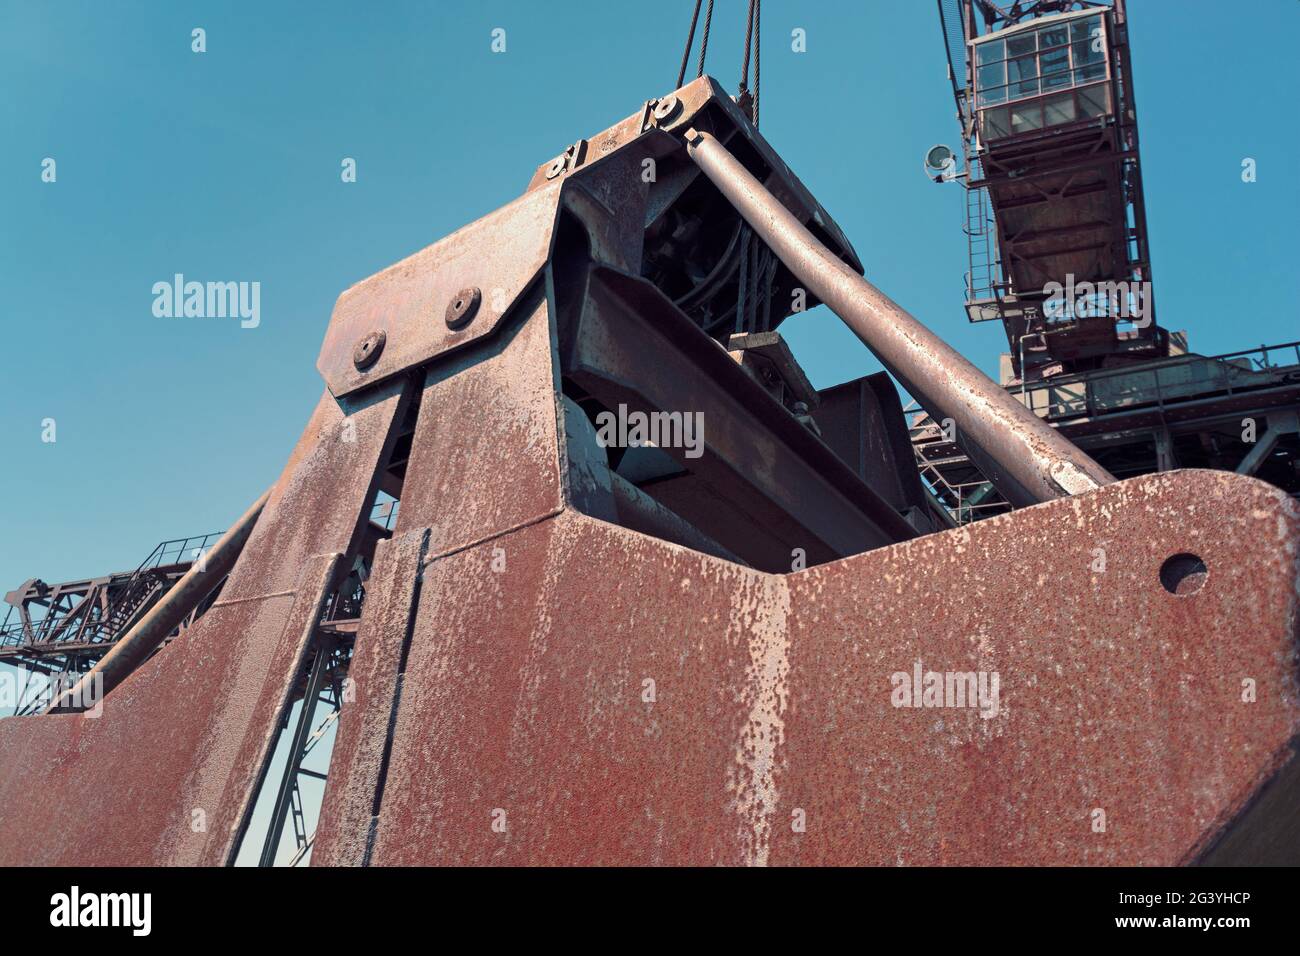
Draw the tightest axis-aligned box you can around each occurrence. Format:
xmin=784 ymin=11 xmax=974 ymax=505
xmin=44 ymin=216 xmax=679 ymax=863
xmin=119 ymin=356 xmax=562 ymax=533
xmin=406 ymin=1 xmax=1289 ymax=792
xmin=47 ymin=487 xmax=272 ymax=713
xmin=684 ymin=128 xmax=1115 ymax=506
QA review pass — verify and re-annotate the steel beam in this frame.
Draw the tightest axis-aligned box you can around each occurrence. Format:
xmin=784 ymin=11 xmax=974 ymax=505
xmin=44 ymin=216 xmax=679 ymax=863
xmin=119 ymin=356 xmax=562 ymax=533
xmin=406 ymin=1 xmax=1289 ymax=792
xmin=564 ymin=267 xmax=917 ymax=568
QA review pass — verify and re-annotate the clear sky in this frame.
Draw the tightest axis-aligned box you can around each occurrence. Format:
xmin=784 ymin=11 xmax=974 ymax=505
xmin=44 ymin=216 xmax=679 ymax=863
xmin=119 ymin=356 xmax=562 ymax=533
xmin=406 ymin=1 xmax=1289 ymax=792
xmin=2 ymin=0 xmax=1297 ymax=595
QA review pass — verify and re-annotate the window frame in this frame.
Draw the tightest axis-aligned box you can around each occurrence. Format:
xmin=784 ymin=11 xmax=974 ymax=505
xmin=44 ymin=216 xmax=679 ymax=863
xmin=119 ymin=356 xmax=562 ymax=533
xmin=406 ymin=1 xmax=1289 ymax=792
xmin=971 ymin=13 xmax=1109 ymax=110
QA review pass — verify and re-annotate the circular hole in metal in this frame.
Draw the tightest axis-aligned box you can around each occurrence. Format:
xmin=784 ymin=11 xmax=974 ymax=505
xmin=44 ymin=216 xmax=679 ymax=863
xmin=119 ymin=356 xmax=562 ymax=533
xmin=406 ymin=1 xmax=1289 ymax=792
xmin=1159 ymin=553 xmax=1207 ymax=597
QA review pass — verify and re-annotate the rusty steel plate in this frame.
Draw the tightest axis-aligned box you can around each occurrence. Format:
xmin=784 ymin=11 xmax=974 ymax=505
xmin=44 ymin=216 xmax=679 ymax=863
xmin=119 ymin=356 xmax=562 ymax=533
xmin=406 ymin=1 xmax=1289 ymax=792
xmin=317 ymin=181 xmax=562 ymax=400
xmin=311 ymin=528 xmax=427 ymax=867
xmin=0 ymin=383 xmax=407 ymax=865
xmin=522 ymin=75 xmax=860 ymax=271
xmin=313 ymin=470 xmax=1298 ymax=865
xmin=394 ymin=295 xmax=565 ymax=554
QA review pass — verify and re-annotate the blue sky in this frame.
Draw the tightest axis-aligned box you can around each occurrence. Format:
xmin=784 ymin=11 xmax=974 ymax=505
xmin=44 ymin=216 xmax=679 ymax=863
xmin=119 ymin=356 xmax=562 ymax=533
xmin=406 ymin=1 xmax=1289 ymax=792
xmin=2 ymin=0 xmax=1297 ymax=594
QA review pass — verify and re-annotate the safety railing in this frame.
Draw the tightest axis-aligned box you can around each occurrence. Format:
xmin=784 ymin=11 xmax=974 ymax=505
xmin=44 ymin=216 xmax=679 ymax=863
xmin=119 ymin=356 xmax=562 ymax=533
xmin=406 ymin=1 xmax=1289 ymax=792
xmin=134 ymin=532 xmax=224 ymax=573
xmin=1015 ymin=341 xmax=1300 ymax=421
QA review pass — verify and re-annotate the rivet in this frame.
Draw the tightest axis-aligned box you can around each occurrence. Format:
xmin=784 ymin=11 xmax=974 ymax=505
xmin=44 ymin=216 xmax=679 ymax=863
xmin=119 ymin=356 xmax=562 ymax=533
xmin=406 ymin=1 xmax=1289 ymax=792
xmin=653 ymin=95 xmax=680 ymax=122
xmin=445 ymin=287 xmax=483 ymax=330
xmin=353 ymin=330 xmax=386 ymax=371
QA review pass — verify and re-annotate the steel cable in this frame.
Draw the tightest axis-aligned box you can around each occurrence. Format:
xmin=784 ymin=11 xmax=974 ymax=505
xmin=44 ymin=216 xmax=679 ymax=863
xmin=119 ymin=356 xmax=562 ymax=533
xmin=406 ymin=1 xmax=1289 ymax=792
xmin=675 ymin=0 xmax=702 ymax=88
xmin=696 ymin=0 xmax=715 ymax=78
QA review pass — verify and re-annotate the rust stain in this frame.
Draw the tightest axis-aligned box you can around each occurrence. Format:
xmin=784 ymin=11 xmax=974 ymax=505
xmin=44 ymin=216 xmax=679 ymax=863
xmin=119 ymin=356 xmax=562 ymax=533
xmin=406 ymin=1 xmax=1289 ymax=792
xmin=725 ymin=576 xmax=791 ymax=866
xmin=311 ymin=470 xmax=1300 ymax=866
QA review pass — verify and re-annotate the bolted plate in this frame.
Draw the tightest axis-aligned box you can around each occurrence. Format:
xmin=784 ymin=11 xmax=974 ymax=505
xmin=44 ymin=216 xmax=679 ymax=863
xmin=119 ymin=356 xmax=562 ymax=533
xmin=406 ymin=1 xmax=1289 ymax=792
xmin=317 ymin=180 xmax=563 ymax=399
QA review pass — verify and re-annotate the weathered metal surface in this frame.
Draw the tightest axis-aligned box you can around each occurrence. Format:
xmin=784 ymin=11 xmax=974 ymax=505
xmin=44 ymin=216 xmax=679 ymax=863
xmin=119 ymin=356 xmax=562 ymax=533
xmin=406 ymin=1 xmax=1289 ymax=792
xmin=565 ymin=266 xmax=916 ymax=568
xmin=393 ymin=291 xmax=565 ymax=552
xmin=524 ymin=73 xmax=862 ymax=349
xmin=775 ymin=469 xmax=1298 ymax=865
xmin=1199 ymin=741 xmax=1300 ymax=865
xmin=524 ymin=77 xmax=861 ymax=280
xmin=317 ymin=181 xmax=562 ymax=399
xmin=313 ymin=470 xmax=1298 ymax=865
xmin=202 ymin=553 xmax=341 ymax=865
xmin=684 ymin=127 xmax=1116 ymax=507
xmin=311 ymin=528 xmax=428 ymax=867
xmin=0 ymin=382 xmax=407 ymax=865
xmin=558 ymin=147 xmax=651 ymax=275
xmin=816 ymin=373 xmax=931 ymax=516
xmin=5 ymin=69 xmax=1294 ymax=872
xmin=357 ymin=511 xmax=773 ymax=865
xmin=310 ymin=287 xmax=570 ymax=865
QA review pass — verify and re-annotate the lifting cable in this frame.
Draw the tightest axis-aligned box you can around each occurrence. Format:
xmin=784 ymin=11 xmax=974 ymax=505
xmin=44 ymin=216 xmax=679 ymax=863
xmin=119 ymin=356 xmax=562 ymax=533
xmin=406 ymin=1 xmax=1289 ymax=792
xmin=697 ymin=0 xmax=716 ymax=81
xmin=673 ymin=0 xmax=771 ymax=336
xmin=676 ymin=0 xmax=760 ymax=129
xmin=738 ymin=0 xmax=760 ymax=127
xmin=675 ymin=0 xmax=702 ymax=89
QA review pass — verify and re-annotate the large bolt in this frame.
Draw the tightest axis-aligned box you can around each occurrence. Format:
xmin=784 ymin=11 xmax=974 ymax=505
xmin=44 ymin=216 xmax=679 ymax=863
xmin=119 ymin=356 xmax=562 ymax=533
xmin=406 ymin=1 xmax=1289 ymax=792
xmin=653 ymin=95 xmax=680 ymax=123
xmin=353 ymin=330 xmax=385 ymax=371
xmin=445 ymin=287 xmax=482 ymax=330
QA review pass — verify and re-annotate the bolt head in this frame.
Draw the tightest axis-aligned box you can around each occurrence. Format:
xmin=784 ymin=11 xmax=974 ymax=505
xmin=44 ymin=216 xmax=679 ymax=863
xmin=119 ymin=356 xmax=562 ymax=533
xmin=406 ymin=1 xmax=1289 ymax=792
xmin=353 ymin=330 xmax=386 ymax=371
xmin=653 ymin=95 xmax=680 ymax=122
xmin=445 ymin=287 xmax=483 ymax=330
